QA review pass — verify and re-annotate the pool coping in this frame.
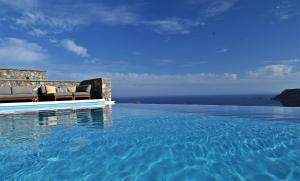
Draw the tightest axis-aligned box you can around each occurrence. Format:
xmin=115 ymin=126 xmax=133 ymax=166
xmin=0 ymin=99 xmax=111 ymax=113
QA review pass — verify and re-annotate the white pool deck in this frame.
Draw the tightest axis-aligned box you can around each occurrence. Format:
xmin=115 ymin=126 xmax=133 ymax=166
xmin=0 ymin=99 xmax=115 ymax=113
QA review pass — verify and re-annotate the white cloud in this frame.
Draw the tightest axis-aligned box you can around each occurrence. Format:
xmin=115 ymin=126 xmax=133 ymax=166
xmin=0 ymin=0 xmax=237 ymax=35
xmin=14 ymin=11 xmax=81 ymax=33
xmin=159 ymin=59 xmax=173 ymax=65
xmin=144 ymin=16 xmax=206 ymax=34
xmin=279 ymin=14 xmax=290 ymax=21
xmin=273 ymin=1 xmax=296 ymax=22
xmin=0 ymin=0 xmax=37 ymax=10
xmin=93 ymin=6 xmax=139 ymax=25
xmin=83 ymin=58 xmax=98 ymax=64
xmin=61 ymin=39 xmax=89 ymax=58
xmin=49 ymin=38 xmax=58 ymax=44
xmin=217 ymin=48 xmax=229 ymax=53
xmin=132 ymin=51 xmax=142 ymax=56
xmin=248 ymin=64 xmax=293 ymax=78
xmin=105 ymin=73 xmax=219 ymax=85
xmin=28 ymin=28 xmax=48 ymax=37
xmin=0 ymin=37 xmax=46 ymax=63
xmin=224 ymin=73 xmax=237 ymax=80
xmin=35 ymin=60 xmax=300 ymax=96
xmin=187 ymin=0 xmax=237 ymax=18
xmin=182 ymin=61 xmax=207 ymax=68
xmin=263 ymin=58 xmax=300 ymax=64
xmin=145 ymin=0 xmax=237 ymax=34
xmin=145 ymin=19 xmax=191 ymax=34
xmin=57 ymin=70 xmax=240 ymax=96
xmin=203 ymin=0 xmax=237 ymax=17
xmin=280 ymin=58 xmax=300 ymax=64
xmin=15 ymin=11 xmax=42 ymax=27
xmin=56 ymin=69 xmax=237 ymax=85
xmin=5 ymin=3 xmax=138 ymax=35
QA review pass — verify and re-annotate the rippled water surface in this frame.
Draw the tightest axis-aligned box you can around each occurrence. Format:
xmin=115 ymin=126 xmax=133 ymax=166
xmin=1 ymin=104 xmax=300 ymax=180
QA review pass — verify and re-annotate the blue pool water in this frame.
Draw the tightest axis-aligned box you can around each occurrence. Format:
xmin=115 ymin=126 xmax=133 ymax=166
xmin=1 ymin=104 xmax=300 ymax=180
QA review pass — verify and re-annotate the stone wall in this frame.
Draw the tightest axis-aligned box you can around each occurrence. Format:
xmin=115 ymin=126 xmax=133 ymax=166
xmin=0 ymin=80 xmax=80 ymax=90
xmin=80 ymin=78 xmax=112 ymax=101
xmin=0 ymin=68 xmax=48 ymax=80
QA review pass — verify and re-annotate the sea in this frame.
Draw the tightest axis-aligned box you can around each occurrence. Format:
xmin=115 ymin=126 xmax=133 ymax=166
xmin=115 ymin=94 xmax=281 ymax=107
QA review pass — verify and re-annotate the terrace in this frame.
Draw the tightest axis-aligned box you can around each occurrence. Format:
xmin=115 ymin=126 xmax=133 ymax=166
xmin=0 ymin=68 xmax=113 ymax=111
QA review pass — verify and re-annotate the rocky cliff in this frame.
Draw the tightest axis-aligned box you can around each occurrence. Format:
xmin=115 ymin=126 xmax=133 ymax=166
xmin=273 ymin=89 xmax=300 ymax=107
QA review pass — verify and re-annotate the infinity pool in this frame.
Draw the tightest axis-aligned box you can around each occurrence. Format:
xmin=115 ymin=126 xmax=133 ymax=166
xmin=1 ymin=104 xmax=300 ymax=180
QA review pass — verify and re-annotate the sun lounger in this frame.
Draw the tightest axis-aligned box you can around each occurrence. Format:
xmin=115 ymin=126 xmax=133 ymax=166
xmin=0 ymin=86 xmax=38 ymax=102
xmin=38 ymin=85 xmax=74 ymax=101
xmin=73 ymin=85 xmax=91 ymax=100
xmin=38 ymin=85 xmax=91 ymax=101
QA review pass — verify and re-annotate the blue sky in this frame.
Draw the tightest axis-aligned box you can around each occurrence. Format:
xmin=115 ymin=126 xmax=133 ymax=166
xmin=0 ymin=0 xmax=299 ymax=96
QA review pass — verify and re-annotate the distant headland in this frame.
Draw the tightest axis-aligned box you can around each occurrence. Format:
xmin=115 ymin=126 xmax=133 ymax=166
xmin=273 ymin=89 xmax=300 ymax=107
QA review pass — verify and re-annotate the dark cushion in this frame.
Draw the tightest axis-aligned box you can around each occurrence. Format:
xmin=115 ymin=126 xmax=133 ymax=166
xmin=76 ymin=85 xmax=91 ymax=93
xmin=12 ymin=87 xmax=33 ymax=94
xmin=57 ymin=87 xmax=68 ymax=93
xmin=0 ymin=87 xmax=11 ymax=95
xmin=39 ymin=94 xmax=53 ymax=97
xmin=40 ymin=85 xmax=47 ymax=94
xmin=73 ymin=92 xmax=90 ymax=96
